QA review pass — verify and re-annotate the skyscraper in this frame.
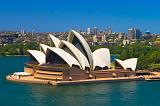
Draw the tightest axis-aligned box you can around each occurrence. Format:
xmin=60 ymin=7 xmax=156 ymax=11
xmin=128 ymin=28 xmax=135 ymax=39
xmin=135 ymin=29 xmax=142 ymax=39
xmin=86 ymin=28 xmax=91 ymax=35
xmin=32 ymin=29 xmax=35 ymax=36
xmin=93 ymin=27 xmax=98 ymax=35
xmin=20 ymin=29 xmax=25 ymax=36
xmin=128 ymin=28 xmax=142 ymax=40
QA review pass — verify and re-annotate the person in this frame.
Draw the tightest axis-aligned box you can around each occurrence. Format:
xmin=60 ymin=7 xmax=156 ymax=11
xmin=18 ymin=75 xmax=20 ymax=79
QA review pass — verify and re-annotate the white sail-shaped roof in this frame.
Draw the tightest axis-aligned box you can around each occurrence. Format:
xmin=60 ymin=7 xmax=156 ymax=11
xmin=40 ymin=43 xmax=50 ymax=53
xmin=49 ymin=34 xmax=61 ymax=48
xmin=92 ymin=48 xmax=111 ymax=70
xmin=27 ymin=50 xmax=46 ymax=65
xmin=68 ymin=30 xmax=94 ymax=70
xmin=46 ymin=47 xmax=81 ymax=67
xmin=60 ymin=40 xmax=90 ymax=70
xmin=93 ymin=54 xmax=107 ymax=70
xmin=115 ymin=58 xmax=137 ymax=71
xmin=115 ymin=59 xmax=124 ymax=68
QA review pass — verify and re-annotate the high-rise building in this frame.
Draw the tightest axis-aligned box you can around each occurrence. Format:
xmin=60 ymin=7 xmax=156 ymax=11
xmin=86 ymin=28 xmax=91 ymax=35
xmin=101 ymin=34 xmax=106 ymax=42
xmin=20 ymin=29 xmax=25 ymax=36
xmin=93 ymin=27 xmax=98 ymax=35
xmin=107 ymin=28 xmax=112 ymax=35
xmin=135 ymin=29 xmax=142 ymax=39
xmin=32 ymin=29 xmax=35 ymax=36
xmin=105 ymin=28 xmax=112 ymax=35
xmin=128 ymin=28 xmax=135 ymax=39
xmin=128 ymin=28 xmax=142 ymax=40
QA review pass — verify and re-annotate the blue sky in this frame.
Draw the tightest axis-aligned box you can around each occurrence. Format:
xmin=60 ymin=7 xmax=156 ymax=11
xmin=0 ymin=0 xmax=160 ymax=33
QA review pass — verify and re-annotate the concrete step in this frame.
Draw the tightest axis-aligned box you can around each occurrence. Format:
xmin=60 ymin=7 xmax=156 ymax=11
xmin=36 ymin=70 xmax=63 ymax=76
xmin=34 ymin=73 xmax=63 ymax=81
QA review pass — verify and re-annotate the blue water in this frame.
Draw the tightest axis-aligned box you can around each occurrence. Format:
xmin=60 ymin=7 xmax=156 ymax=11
xmin=1 ymin=56 xmax=160 ymax=106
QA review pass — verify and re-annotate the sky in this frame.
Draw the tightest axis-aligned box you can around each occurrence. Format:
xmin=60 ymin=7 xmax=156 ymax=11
xmin=0 ymin=0 xmax=160 ymax=33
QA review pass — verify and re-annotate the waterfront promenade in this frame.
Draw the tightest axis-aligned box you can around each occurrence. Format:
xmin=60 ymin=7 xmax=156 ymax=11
xmin=6 ymin=75 xmax=145 ymax=86
xmin=6 ymin=71 xmax=160 ymax=86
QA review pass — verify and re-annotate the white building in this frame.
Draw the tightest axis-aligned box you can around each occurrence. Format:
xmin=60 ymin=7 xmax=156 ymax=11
xmin=28 ymin=30 xmax=138 ymax=71
xmin=28 ymin=30 xmax=112 ymax=71
xmin=86 ymin=28 xmax=91 ymax=35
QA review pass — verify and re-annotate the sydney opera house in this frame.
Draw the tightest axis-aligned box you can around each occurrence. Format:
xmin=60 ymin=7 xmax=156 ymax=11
xmin=24 ymin=30 xmax=138 ymax=81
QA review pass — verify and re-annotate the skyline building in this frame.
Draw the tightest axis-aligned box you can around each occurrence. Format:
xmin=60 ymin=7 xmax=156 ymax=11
xmin=86 ymin=27 xmax=91 ymax=35
xmin=135 ymin=29 xmax=142 ymax=39
xmin=144 ymin=30 xmax=152 ymax=39
xmin=107 ymin=28 xmax=112 ymax=35
xmin=128 ymin=28 xmax=135 ymax=39
xmin=145 ymin=30 xmax=151 ymax=35
xmin=101 ymin=34 xmax=106 ymax=42
xmin=128 ymin=28 xmax=142 ymax=40
xmin=32 ymin=29 xmax=35 ymax=36
xmin=20 ymin=29 xmax=25 ymax=36
xmin=93 ymin=27 xmax=98 ymax=35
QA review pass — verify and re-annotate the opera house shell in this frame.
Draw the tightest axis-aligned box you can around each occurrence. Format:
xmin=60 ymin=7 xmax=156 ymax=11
xmin=25 ymin=30 xmax=137 ymax=81
xmin=115 ymin=58 xmax=138 ymax=71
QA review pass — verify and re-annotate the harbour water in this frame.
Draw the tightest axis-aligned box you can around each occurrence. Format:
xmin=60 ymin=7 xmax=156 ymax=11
xmin=1 ymin=56 xmax=160 ymax=106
